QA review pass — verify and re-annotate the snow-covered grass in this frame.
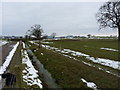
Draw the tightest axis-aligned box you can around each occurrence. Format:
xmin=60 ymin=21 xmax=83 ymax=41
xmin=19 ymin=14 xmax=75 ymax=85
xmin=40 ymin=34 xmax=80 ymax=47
xmin=81 ymin=78 xmax=97 ymax=89
xmin=100 ymin=48 xmax=118 ymax=52
xmin=42 ymin=44 xmax=120 ymax=77
xmin=0 ymin=40 xmax=8 ymax=46
xmin=28 ymin=42 xmax=119 ymax=88
xmin=41 ymin=44 xmax=120 ymax=70
xmin=44 ymin=40 xmax=118 ymax=61
xmin=29 ymin=41 xmax=120 ymax=77
xmin=0 ymin=42 xmax=19 ymax=79
xmin=22 ymin=42 xmax=42 ymax=89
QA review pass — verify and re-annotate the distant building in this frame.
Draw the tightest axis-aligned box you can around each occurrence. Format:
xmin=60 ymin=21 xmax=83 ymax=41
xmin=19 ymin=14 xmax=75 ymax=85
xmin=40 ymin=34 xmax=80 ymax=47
xmin=65 ymin=35 xmax=74 ymax=39
xmin=0 ymin=36 xmax=23 ymax=39
xmin=46 ymin=36 xmax=54 ymax=39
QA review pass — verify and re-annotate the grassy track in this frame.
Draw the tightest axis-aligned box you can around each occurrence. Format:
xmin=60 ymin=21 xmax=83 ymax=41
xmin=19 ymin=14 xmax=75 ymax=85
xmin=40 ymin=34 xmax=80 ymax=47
xmin=29 ymin=42 xmax=119 ymax=88
xmin=6 ymin=41 xmax=29 ymax=88
xmin=7 ymin=41 xmax=22 ymax=88
xmin=4 ymin=41 xmax=43 ymax=89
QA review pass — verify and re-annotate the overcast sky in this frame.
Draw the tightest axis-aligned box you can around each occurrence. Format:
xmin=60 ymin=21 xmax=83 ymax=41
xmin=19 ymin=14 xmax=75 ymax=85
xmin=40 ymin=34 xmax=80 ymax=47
xmin=0 ymin=2 xmax=118 ymax=36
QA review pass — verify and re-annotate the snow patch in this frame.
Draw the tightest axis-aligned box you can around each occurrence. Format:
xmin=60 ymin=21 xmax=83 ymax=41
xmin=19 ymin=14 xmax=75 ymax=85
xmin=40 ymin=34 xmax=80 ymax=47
xmin=29 ymin=41 xmax=35 ymax=44
xmin=41 ymin=53 xmax=44 ymax=55
xmin=81 ymin=78 xmax=97 ymax=89
xmin=22 ymin=42 xmax=42 ymax=89
xmin=41 ymin=41 xmax=53 ymax=44
xmin=86 ymin=57 xmax=120 ymax=70
xmin=0 ymin=41 xmax=8 ymax=46
xmin=100 ymin=48 xmax=118 ymax=52
xmin=29 ymin=44 xmax=31 ymax=47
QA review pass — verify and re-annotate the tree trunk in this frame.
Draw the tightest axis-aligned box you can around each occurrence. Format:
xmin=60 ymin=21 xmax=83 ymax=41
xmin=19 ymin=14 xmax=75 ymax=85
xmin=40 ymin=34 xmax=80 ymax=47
xmin=118 ymin=26 xmax=120 ymax=78
xmin=118 ymin=25 xmax=120 ymax=42
xmin=118 ymin=25 xmax=120 ymax=57
xmin=39 ymin=39 xmax=40 ymax=48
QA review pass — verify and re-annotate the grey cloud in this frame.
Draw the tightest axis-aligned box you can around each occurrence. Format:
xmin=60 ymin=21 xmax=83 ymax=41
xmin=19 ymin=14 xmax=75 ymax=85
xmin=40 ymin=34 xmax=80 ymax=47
xmin=1 ymin=2 xmax=117 ymax=36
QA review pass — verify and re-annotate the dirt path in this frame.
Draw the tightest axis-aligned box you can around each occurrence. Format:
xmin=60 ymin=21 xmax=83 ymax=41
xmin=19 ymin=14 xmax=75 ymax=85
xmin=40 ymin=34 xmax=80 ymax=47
xmin=7 ymin=41 xmax=22 ymax=88
xmin=0 ymin=42 xmax=17 ymax=89
xmin=0 ymin=42 xmax=15 ymax=66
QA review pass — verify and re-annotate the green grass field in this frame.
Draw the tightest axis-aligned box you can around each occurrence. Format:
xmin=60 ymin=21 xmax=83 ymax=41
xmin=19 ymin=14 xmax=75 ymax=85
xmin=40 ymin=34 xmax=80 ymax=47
xmin=41 ymin=39 xmax=119 ymax=77
xmin=43 ymin=39 xmax=118 ymax=61
xmin=28 ymin=39 xmax=119 ymax=89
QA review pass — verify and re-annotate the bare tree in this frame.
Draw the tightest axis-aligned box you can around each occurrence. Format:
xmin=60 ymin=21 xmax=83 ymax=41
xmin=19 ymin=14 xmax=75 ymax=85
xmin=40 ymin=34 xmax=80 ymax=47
xmin=51 ymin=33 xmax=57 ymax=38
xmin=96 ymin=1 xmax=120 ymax=41
xmin=27 ymin=24 xmax=43 ymax=47
xmin=87 ymin=34 xmax=91 ymax=38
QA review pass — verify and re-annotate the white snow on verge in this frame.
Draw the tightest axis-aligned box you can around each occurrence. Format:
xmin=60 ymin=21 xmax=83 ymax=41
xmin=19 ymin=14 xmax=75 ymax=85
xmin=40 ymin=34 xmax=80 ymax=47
xmin=22 ymin=42 xmax=42 ymax=89
xmin=81 ymin=78 xmax=97 ymax=89
xmin=100 ymin=48 xmax=118 ymax=52
xmin=0 ymin=41 xmax=8 ymax=46
xmin=0 ymin=42 xmax=19 ymax=79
